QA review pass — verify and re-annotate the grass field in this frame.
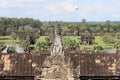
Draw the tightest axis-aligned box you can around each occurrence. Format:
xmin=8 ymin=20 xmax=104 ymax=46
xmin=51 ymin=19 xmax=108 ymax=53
xmin=62 ymin=36 xmax=80 ymax=42
xmin=37 ymin=36 xmax=48 ymax=42
xmin=62 ymin=36 xmax=115 ymax=50
xmin=0 ymin=35 xmax=115 ymax=50
xmin=0 ymin=36 xmax=20 ymax=45
xmin=95 ymin=36 xmax=114 ymax=48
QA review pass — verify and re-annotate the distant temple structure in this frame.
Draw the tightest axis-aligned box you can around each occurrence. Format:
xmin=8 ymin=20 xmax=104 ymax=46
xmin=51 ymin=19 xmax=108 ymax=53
xmin=80 ymin=35 xmax=95 ymax=45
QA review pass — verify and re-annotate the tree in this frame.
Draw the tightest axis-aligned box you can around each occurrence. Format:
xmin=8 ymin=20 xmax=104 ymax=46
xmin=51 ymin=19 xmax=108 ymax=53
xmin=89 ymin=27 xmax=95 ymax=32
xmin=6 ymin=28 xmax=14 ymax=33
xmin=105 ymin=20 xmax=111 ymax=27
xmin=45 ymin=37 xmax=52 ymax=48
xmin=10 ymin=32 xmax=17 ymax=40
xmin=35 ymin=41 xmax=48 ymax=50
xmin=0 ymin=17 xmax=43 ymax=36
xmin=7 ymin=47 xmax=16 ymax=53
xmin=18 ymin=26 xmax=24 ymax=32
xmin=0 ymin=23 xmax=4 ymax=31
xmin=93 ymin=46 xmax=104 ymax=53
xmin=114 ymin=41 xmax=120 ymax=50
xmin=61 ymin=26 xmax=69 ymax=35
xmin=103 ymin=33 xmax=115 ymax=44
xmin=116 ymin=33 xmax=120 ymax=40
xmin=62 ymin=38 xmax=80 ymax=50
xmin=21 ymin=40 xmax=30 ymax=51
xmin=41 ymin=22 xmax=50 ymax=31
xmin=79 ymin=25 xmax=87 ymax=31
xmin=0 ymin=43 xmax=6 ymax=53
xmin=95 ymin=27 xmax=101 ymax=32
xmin=17 ymin=32 xmax=24 ymax=41
xmin=103 ymin=27 xmax=108 ymax=32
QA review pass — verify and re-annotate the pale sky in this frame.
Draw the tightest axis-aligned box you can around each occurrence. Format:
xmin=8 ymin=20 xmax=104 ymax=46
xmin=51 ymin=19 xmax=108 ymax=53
xmin=0 ymin=0 xmax=120 ymax=22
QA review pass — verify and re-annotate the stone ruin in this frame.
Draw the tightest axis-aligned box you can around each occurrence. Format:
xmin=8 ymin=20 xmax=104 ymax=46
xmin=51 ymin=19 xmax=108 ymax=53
xmin=80 ymin=35 xmax=95 ymax=45
xmin=34 ymin=24 xmax=80 ymax=80
xmin=35 ymin=53 xmax=75 ymax=80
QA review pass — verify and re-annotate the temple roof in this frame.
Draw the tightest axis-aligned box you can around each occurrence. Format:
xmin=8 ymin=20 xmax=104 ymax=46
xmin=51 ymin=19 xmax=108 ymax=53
xmin=0 ymin=51 xmax=120 ymax=77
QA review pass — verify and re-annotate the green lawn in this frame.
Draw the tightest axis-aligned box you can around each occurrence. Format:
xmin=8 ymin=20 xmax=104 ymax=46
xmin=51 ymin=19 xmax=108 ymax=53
xmin=95 ymin=36 xmax=114 ymax=48
xmin=62 ymin=36 xmax=80 ymax=42
xmin=0 ymin=36 xmax=12 ymax=39
xmin=95 ymin=36 xmax=105 ymax=46
xmin=0 ymin=35 xmax=116 ymax=50
xmin=37 ymin=36 xmax=48 ymax=42
xmin=62 ymin=36 xmax=115 ymax=50
xmin=0 ymin=36 xmax=20 ymax=45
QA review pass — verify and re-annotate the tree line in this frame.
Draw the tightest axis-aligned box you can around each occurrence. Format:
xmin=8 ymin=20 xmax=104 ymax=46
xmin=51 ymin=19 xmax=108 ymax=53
xmin=0 ymin=17 xmax=120 ymax=52
xmin=0 ymin=17 xmax=42 ymax=35
xmin=61 ymin=20 xmax=120 ymax=36
xmin=0 ymin=17 xmax=120 ymax=36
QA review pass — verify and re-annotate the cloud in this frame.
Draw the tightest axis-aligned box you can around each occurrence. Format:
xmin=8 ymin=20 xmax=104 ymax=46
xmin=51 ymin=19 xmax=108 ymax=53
xmin=0 ymin=0 xmax=120 ymax=21
xmin=16 ymin=0 xmax=44 ymax=3
xmin=45 ymin=0 xmax=75 ymax=14
xmin=112 ymin=14 xmax=120 ymax=18
xmin=56 ymin=0 xmax=75 ymax=12
xmin=0 ymin=0 xmax=25 ymax=8
xmin=77 ymin=2 xmax=120 ymax=19
xmin=45 ymin=4 xmax=61 ymax=14
xmin=0 ymin=0 xmax=46 ymax=18
xmin=86 ymin=3 xmax=111 ymax=15
xmin=0 ymin=10 xmax=9 ymax=16
xmin=0 ymin=0 xmax=44 ymax=8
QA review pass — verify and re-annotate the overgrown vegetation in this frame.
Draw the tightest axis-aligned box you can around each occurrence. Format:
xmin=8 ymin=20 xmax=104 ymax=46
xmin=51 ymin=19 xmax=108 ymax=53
xmin=0 ymin=17 xmax=120 ymax=53
xmin=0 ymin=43 xmax=6 ymax=53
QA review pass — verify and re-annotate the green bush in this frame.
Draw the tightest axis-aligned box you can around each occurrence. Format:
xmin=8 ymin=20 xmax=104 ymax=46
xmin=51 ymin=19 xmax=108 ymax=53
xmin=0 ymin=44 xmax=6 ymax=53
xmin=7 ymin=47 xmax=16 ymax=53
